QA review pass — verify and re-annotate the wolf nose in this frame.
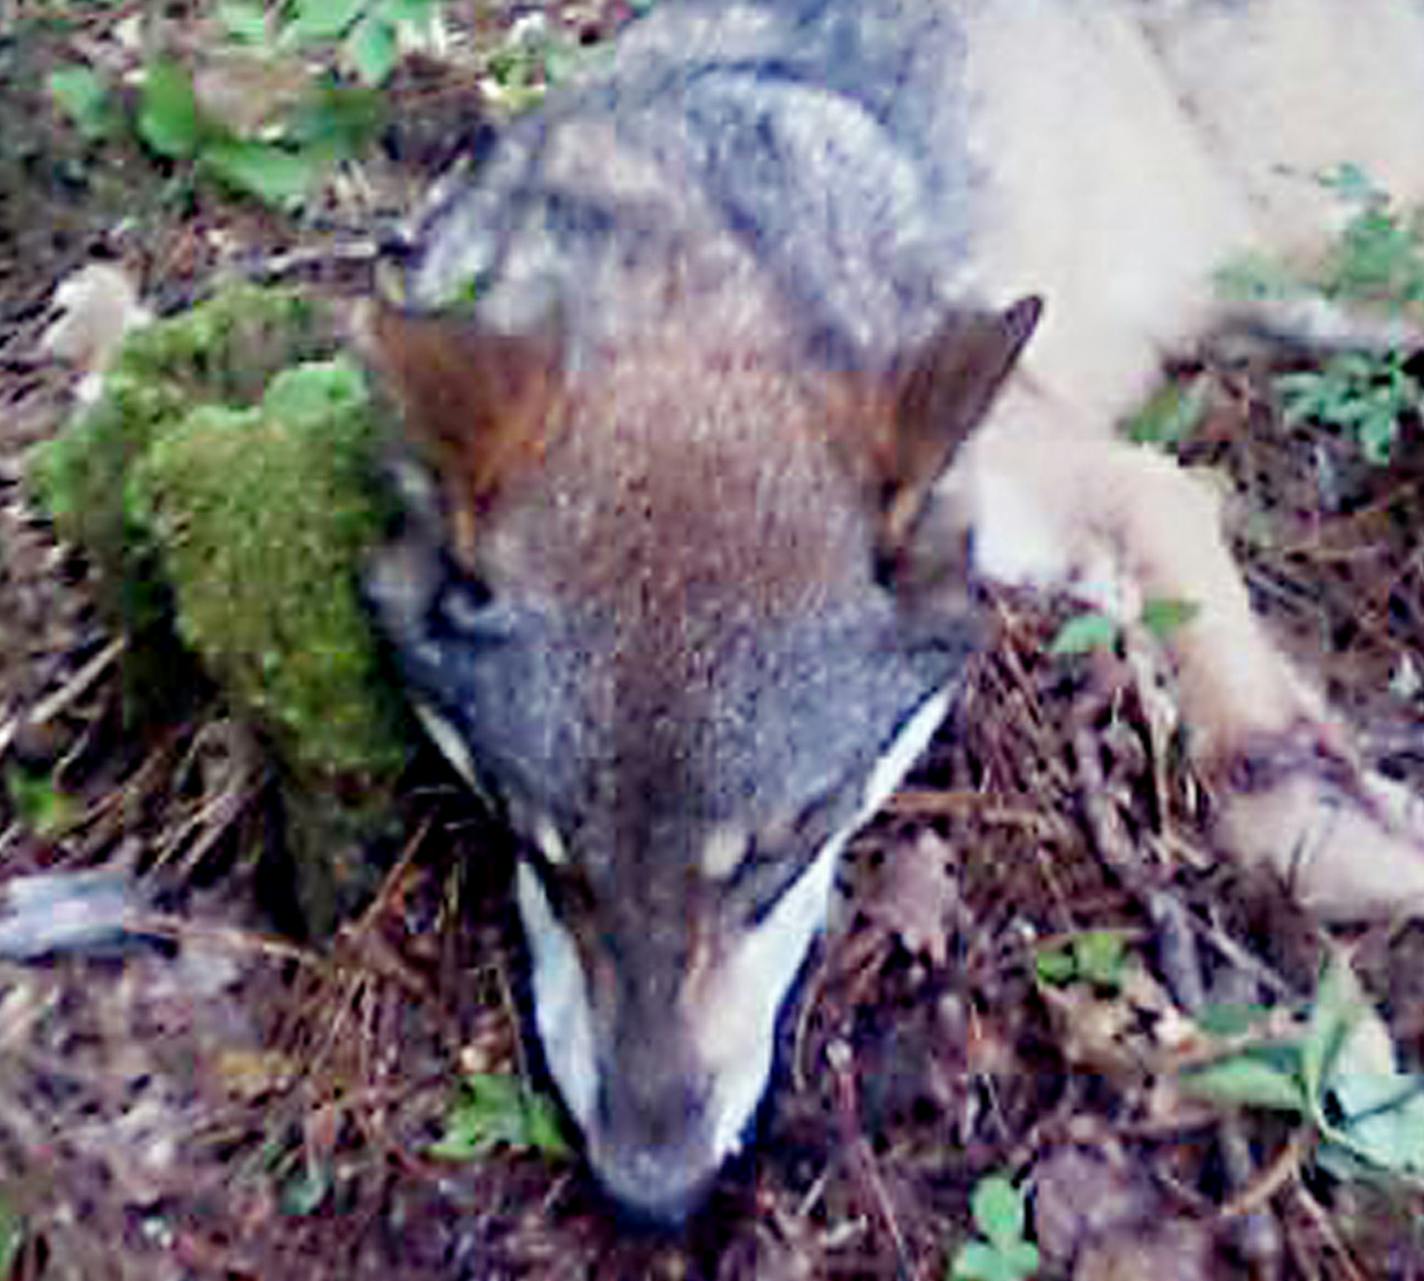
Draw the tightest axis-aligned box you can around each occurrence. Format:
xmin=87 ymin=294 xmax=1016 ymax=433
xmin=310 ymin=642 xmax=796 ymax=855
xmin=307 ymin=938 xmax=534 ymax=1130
xmin=588 ymin=1139 xmax=719 ymax=1229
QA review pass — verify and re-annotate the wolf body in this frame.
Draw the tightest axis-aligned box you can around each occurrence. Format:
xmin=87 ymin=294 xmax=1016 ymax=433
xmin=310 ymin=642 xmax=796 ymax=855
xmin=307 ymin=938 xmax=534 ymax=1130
xmin=365 ymin=0 xmax=1424 ymax=1223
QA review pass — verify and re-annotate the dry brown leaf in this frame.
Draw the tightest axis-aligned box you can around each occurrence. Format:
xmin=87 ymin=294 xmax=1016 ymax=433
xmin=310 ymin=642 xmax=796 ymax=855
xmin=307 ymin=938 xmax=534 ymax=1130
xmin=1075 ymin=1219 xmax=1214 ymax=1281
xmin=192 ymin=52 xmax=311 ymax=137
xmin=41 ymin=262 xmax=151 ymax=402
xmin=862 ymin=829 xmax=956 ymax=965
xmin=1034 ymin=1146 xmax=1155 ymax=1266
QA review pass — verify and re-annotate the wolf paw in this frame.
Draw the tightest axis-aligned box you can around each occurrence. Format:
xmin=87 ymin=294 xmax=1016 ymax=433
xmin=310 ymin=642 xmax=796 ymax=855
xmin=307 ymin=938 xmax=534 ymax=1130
xmin=1212 ymin=723 xmax=1424 ymax=919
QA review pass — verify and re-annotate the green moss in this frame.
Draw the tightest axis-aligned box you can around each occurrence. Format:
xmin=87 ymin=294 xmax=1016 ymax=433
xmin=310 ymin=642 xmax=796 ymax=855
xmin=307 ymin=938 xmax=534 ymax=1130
xmin=31 ymin=284 xmax=411 ymax=791
xmin=33 ymin=285 xmax=333 ymax=636
xmin=130 ymin=360 xmax=407 ymax=783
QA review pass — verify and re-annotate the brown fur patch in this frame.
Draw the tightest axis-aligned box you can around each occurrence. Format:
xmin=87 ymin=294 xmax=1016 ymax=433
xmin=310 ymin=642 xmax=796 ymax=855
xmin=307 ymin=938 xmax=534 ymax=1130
xmin=503 ymin=337 xmax=877 ymax=627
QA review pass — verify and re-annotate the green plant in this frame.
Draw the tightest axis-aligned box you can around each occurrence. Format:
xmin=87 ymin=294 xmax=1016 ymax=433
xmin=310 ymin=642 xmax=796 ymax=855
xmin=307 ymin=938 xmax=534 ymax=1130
xmin=432 ymin=1074 xmax=570 ymax=1162
xmin=255 ymin=1129 xmax=332 ymax=1216
xmin=137 ymin=57 xmax=382 ymax=209
xmin=0 ymin=1193 xmax=22 ymax=1277
xmin=1139 ymin=596 xmax=1201 ymax=640
xmin=1047 ymin=596 xmax=1200 ymax=657
xmin=1214 ymin=166 xmax=1424 ymax=465
xmin=1124 ymin=376 xmax=1210 ymax=450
xmin=45 ymin=0 xmax=415 ymax=211
xmin=1216 ymin=165 xmax=1424 ymax=314
xmin=1277 ymin=349 xmax=1418 ymax=465
xmin=47 ymin=63 xmax=119 ymax=141
xmin=1035 ymin=930 xmax=1128 ymax=991
xmin=950 ymin=1175 xmax=1040 ymax=1281
xmin=278 ymin=1156 xmax=331 ymax=1216
xmin=46 ymin=52 xmax=383 ymax=210
xmin=268 ymin=0 xmax=442 ymax=87
xmin=1047 ymin=611 xmax=1119 ymax=657
xmin=483 ymin=16 xmax=593 ymax=112
xmin=1184 ymin=953 xmax=1424 ymax=1182
xmin=1316 ymin=164 xmax=1424 ymax=311
xmin=4 ymin=765 xmax=77 ymax=839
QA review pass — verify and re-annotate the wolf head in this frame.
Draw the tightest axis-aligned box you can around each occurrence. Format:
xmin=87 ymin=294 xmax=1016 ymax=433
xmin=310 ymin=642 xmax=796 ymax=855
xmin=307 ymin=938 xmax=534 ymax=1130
xmin=362 ymin=296 xmax=1039 ymax=1223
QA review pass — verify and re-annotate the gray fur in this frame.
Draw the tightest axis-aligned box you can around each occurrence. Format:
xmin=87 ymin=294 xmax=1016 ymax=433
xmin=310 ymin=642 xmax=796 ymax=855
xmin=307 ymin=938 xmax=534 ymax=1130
xmin=412 ymin=0 xmax=974 ymax=363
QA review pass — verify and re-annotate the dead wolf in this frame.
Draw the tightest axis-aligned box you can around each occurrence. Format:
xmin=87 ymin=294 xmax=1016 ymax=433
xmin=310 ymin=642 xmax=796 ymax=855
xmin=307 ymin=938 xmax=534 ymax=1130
xmin=363 ymin=0 xmax=1424 ymax=1223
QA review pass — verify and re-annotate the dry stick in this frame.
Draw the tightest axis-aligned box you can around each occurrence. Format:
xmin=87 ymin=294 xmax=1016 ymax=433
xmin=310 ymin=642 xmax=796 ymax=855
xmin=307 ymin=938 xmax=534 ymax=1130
xmin=1186 ymin=912 xmax=1296 ymax=1004
xmin=129 ymin=913 xmax=314 ymax=965
xmin=24 ymin=637 xmax=124 ymax=728
xmin=827 ymin=1037 xmax=919 ymax=1281
xmin=1211 ymin=974 xmax=1286 ymax=1277
xmin=1071 ymin=717 xmax=1285 ymax=1269
xmin=156 ymin=783 xmax=260 ymax=876
xmin=1290 ymin=1180 xmax=1368 ymax=1281
xmin=1219 ymin=1129 xmax=1308 ymax=1222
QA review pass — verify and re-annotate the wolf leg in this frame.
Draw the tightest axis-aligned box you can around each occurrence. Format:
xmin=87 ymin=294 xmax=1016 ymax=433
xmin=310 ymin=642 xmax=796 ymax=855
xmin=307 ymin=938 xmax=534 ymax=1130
xmin=957 ymin=399 xmax=1424 ymax=917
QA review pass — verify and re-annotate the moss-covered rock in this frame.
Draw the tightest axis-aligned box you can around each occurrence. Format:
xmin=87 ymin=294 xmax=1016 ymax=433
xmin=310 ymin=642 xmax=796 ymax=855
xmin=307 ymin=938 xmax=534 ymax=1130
xmin=36 ymin=285 xmax=332 ymax=579
xmin=128 ymin=358 xmax=407 ymax=785
xmin=31 ymin=284 xmax=417 ymax=928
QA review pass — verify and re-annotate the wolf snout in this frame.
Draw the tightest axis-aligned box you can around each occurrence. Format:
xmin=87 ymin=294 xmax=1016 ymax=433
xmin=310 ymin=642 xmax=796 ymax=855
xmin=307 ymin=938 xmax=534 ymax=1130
xmin=586 ymin=1101 xmax=722 ymax=1228
xmin=582 ymin=1045 xmax=731 ymax=1226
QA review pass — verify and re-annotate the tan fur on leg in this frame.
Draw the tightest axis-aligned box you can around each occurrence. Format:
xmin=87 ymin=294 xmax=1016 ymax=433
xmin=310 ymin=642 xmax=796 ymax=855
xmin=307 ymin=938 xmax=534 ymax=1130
xmin=957 ymin=390 xmax=1424 ymax=916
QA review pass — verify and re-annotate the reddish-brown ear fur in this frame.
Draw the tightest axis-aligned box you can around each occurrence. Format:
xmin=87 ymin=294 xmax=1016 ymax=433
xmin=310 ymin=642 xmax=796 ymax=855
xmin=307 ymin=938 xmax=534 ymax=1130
xmin=362 ymin=302 xmax=562 ymax=560
xmin=878 ymin=295 xmax=1043 ymax=561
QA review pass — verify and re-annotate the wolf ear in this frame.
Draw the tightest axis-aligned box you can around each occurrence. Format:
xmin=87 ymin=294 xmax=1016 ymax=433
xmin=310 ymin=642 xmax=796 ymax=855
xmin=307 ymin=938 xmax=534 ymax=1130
xmin=358 ymin=301 xmax=563 ymax=562
xmin=876 ymin=295 xmax=1042 ymax=572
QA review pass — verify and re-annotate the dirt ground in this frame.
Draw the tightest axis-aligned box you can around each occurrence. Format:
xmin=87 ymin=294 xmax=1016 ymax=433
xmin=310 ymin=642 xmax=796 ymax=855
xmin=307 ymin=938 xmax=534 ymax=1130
xmin=2 ymin=4 xmax=1424 ymax=1279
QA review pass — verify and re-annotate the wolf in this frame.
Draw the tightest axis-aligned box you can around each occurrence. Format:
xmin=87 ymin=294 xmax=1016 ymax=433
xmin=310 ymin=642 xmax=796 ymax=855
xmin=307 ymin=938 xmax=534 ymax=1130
xmin=361 ymin=0 xmax=1424 ymax=1224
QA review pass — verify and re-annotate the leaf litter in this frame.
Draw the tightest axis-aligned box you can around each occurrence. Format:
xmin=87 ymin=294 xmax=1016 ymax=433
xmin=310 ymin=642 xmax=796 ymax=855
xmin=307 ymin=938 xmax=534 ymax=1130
xmin=2 ymin=3 xmax=1424 ymax=1279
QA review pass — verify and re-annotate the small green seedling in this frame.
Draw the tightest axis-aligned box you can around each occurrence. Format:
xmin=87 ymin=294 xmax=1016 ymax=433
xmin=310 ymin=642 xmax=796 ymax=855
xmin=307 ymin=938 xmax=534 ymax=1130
xmin=1048 ymin=611 xmax=1119 ymax=657
xmin=279 ymin=0 xmax=443 ymax=87
xmin=1184 ymin=953 xmax=1424 ymax=1182
xmin=484 ymin=17 xmax=593 ymax=112
xmin=0 ymin=1193 xmax=22 ymax=1276
xmin=278 ymin=1156 xmax=331 ymax=1216
xmin=432 ymin=1073 xmax=571 ymax=1162
xmin=1140 ymin=596 xmax=1201 ymax=641
xmin=135 ymin=58 xmax=381 ymax=209
xmin=1217 ymin=164 xmax=1424 ymax=313
xmin=47 ymin=64 xmax=119 ymax=142
xmin=257 ymin=1131 xmax=331 ymax=1217
xmin=1316 ymin=164 xmax=1424 ymax=310
xmin=1048 ymin=596 xmax=1199 ymax=657
xmin=1035 ymin=930 xmax=1129 ymax=992
xmin=47 ymin=0 xmax=393 ymax=214
xmin=1216 ymin=166 xmax=1424 ymax=466
xmin=4 ymin=765 xmax=77 ymax=840
xmin=1124 ymin=376 xmax=1210 ymax=450
xmin=950 ymin=1175 xmax=1040 ymax=1281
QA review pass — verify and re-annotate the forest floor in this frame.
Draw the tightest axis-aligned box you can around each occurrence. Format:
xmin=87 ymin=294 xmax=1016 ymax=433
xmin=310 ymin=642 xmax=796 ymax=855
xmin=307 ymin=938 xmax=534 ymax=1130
xmin=2 ymin=3 xmax=1423 ymax=1277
